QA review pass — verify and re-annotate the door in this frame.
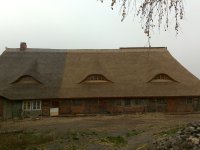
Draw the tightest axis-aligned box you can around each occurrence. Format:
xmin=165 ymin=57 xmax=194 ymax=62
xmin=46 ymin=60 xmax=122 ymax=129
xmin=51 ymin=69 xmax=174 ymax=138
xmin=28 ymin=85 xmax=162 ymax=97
xmin=167 ymin=99 xmax=177 ymax=112
xmin=3 ymin=100 xmax=12 ymax=119
xmin=50 ymin=100 xmax=59 ymax=116
xmin=193 ymin=99 xmax=200 ymax=111
xmin=99 ymin=100 xmax=108 ymax=113
xmin=12 ymin=101 xmax=22 ymax=118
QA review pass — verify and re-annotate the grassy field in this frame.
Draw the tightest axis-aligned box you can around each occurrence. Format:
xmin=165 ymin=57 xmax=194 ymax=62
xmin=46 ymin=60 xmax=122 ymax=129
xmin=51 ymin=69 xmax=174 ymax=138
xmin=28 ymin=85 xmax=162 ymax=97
xmin=0 ymin=113 xmax=200 ymax=150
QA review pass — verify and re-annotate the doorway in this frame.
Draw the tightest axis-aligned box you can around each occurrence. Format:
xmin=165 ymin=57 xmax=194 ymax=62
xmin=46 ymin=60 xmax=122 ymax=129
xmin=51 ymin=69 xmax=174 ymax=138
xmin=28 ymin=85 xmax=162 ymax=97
xmin=50 ymin=100 xmax=59 ymax=116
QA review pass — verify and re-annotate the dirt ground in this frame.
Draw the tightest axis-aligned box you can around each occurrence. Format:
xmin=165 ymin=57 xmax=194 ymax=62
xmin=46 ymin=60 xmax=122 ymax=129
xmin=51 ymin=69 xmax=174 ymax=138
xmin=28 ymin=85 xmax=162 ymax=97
xmin=1 ymin=113 xmax=200 ymax=150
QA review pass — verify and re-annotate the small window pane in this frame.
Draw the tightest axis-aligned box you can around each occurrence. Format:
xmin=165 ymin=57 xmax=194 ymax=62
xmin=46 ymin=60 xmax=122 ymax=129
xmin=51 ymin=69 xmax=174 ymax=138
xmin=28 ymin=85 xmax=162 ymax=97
xmin=116 ymin=100 xmax=122 ymax=106
xmin=85 ymin=74 xmax=109 ymax=82
xmin=157 ymin=99 xmax=167 ymax=104
xmin=94 ymin=75 xmax=97 ymax=80
xmin=124 ymin=100 xmax=131 ymax=106
xmin=32 ymin=101 xmax=37 ymax=110
xmin=23 ymin=101 xmax=31 ymax=110
xmin=23 ymin=103 xmax=26 ymax=110
xmin=73 ymin=100 xmax=82 ymax=106
xmin=27 ymin=102 xmax=31 ymax=110
xmin=36 ymin=101 xmax=41 ymax=109
xmin=186 ymin=98 xmax=193 ymax=104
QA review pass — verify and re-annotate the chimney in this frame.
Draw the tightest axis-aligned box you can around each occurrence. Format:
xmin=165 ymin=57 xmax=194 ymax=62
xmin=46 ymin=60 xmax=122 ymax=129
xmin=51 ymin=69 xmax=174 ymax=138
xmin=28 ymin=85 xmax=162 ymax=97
xmin=20 ymin=42 xmax=27 ymax=51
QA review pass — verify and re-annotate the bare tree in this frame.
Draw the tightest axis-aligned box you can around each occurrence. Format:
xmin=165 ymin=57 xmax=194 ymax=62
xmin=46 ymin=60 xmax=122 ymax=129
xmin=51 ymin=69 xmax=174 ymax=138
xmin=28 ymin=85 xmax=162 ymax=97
xmin=99 ymin=0 xmax=184 ymax=40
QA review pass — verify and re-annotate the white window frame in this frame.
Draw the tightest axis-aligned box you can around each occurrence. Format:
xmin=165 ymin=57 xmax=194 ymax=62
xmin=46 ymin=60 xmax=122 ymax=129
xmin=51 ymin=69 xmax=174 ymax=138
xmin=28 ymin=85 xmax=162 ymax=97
xmin=23 ymin=100 xmax=41 ymax=111
xmin=23 ymin=101 xmax=31 ymax=110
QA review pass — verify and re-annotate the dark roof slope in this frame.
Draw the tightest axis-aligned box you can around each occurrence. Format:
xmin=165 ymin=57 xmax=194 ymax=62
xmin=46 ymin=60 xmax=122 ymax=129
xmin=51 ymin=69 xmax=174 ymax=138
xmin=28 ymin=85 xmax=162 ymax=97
xmin=0 ymin=48 xmax=66 ymax=99
xmin=0 ymin=47 xmax=200 ymax=100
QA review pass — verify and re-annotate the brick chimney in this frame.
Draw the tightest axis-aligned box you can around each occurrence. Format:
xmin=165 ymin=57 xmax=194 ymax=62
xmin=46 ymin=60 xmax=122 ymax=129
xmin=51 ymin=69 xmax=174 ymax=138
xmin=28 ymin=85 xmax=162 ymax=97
xmin=20 ymin=42 xmax=27 ymax=51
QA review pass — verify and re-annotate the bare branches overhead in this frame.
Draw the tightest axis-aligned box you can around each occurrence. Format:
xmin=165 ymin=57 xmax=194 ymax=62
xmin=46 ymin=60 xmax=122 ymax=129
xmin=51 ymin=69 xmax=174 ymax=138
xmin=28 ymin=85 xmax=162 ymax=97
xmin=99 ymin=0 xmax=184 ymax=39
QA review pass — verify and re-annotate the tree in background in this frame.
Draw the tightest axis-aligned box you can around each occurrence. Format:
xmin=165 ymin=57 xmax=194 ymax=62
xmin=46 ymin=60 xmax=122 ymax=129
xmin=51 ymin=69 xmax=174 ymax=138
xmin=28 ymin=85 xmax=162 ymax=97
xmin=99 ymin=0 xmax=184 ymax=40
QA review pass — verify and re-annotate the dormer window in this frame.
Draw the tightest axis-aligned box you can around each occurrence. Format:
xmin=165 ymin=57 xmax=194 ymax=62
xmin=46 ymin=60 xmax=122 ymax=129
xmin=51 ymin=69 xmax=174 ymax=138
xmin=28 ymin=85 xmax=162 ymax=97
xmin=80 ymin=74 xmax=112 ymax=83
xmin=12 ymin=75 xmax=41 ymax=84
xmin=149 ymin=73 xmax=176 ymax=83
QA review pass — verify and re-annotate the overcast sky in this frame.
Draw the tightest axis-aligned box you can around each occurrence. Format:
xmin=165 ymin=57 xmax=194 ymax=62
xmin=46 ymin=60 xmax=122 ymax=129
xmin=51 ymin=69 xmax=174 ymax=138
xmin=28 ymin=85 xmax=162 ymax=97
xmin=0 ymin=0 xmax=200 ymax=78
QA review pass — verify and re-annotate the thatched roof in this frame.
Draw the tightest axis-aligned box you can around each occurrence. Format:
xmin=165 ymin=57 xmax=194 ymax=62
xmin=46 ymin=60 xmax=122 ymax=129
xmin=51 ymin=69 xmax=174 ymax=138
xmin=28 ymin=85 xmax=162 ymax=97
xmin=0 ymin=47 xmax=200 ymax=100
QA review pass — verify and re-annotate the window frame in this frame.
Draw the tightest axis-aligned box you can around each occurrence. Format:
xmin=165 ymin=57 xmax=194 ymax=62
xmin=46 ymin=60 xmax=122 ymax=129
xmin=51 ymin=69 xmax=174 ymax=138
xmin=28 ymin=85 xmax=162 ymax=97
xmin=72 ymin=100 xmax=82 ymax=106
xmin=149 ymin=73 xmax=177 ymax=83
xmin=115 ymin=100 xmax=122 ymax=106
xmin=23 ymin=100 xmax=41 ymax=111
xmin=186 ymin=98 xmax=193 ymax=105
xmin=80 ymin=74 xmax=112 ymax=83
xmin=124 ymin=99 xmax=131 ymax=106
xmin=156 ymin=98 xmax=167 ymax=104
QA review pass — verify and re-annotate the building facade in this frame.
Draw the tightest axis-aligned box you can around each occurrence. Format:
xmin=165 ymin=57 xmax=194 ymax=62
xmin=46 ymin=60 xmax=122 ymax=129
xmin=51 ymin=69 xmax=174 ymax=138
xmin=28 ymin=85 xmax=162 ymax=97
xmin=0 ymin=46 xmax=200 ymax=119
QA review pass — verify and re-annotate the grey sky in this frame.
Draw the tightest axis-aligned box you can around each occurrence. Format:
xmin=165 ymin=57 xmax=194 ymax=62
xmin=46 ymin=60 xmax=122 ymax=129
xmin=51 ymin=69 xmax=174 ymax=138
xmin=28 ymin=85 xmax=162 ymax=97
xmin=0 ymin=0 xmax=200 ymax=78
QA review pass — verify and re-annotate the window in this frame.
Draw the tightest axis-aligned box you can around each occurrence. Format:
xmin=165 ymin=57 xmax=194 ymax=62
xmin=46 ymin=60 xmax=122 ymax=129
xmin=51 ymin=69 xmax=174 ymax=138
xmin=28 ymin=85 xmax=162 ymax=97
xmin=23 ymin=100 xmax=41 ymax=110
xmin=116 ymin=100 xmax=122 ymax=106
xmin=124 ymin=99 xmax=131 ymax=106
xmin=86 ymin=74 xmax=106 ymax=81
xmin=80 ymin=74 xmax=112 ymax=83
xmin=87 ymin=100 xmax=98 ymax=105
xmin=136 ymin=99 xmax=143 ymax=105
xmin=157 ymin=98 xmax=167 ymax=104
xmin=72 ymin=100 xmax=82 ymax=106
xmin=149 ymin=73 xmax=176 ymax=82
xmin=131 ymin=99 xmax=145 ymax=105
xmin=154 ymin=74 xmax=170 ymax=80
xmin=186 ymin=98 xmax=193 ymax=105
xmin=23 ymin=101 xmax=31 ymax=110
xmin=12 ymin=75 xmax=41 ymax=84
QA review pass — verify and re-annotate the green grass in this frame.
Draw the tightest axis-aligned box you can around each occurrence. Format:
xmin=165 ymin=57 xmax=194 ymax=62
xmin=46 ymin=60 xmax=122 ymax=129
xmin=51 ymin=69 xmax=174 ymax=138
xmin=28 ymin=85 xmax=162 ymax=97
xmin=63 ymin=130 xmax=96 ymax=150
xmin=66 ymin=130 xmax=128 ymax=148
xmin=66 ymin=130 xmax=97 ymax=142
xmin=126 ymin=129 xmax=144 ymax=137
xmin=0 ymin=129 xmax=143 ymax=149
xmin=156 ymin=126 xmax=183 ymax=138
xmin=0 ymin=132 xmax=54 ymax=150
xmin=100 ymin=135 xmax=127 ymax=147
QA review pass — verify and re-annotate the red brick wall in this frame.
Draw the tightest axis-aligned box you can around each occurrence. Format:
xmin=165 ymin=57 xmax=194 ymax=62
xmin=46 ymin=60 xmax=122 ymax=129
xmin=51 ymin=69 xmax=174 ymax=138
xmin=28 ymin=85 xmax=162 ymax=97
xmin=123 ymin=106 xmax=146 ymax=114
xmin=47 ymin=98 xmax=195 ymax=115
xmin=84 ymin=104 xmax=99 ymax=113
xmin=167 ymin=98 xmax=194 ymax=112
xmin=46 ymin=98 xmax=196 ymax=116
xmin=42 ymin=100 xmax=50 ymax=116
xmin=110 ymin=106 xmax=124 ymax=114
xmin=59 ymin=100 xmax=101 ymax=115
xmin=59 ymin=100 xmax=71 ymax=114
xmin=59 ymin=99 xmax=149 ymax=115
xmin=71 ymin=106 xmax=85 ymax=114
xmin=167 ymin=98 xmax=177 ymax=112
xmin=0 ymin=98 xmax=3 ymax=116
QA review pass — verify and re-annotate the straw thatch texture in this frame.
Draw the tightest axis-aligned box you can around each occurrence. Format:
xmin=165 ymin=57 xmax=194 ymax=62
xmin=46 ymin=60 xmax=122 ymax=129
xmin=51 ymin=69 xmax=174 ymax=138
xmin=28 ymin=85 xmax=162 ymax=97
xmin=0 ymin=47 xmax=199 ymax=100
xmin=0 ymin=49 xmax=66 ymax=99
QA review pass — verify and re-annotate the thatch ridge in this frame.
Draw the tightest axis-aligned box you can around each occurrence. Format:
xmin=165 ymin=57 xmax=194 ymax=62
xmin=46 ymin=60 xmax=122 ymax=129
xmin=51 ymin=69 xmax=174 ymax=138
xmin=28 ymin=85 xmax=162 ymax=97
xmin=5 ymin=47 xmax=167 ymax=53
